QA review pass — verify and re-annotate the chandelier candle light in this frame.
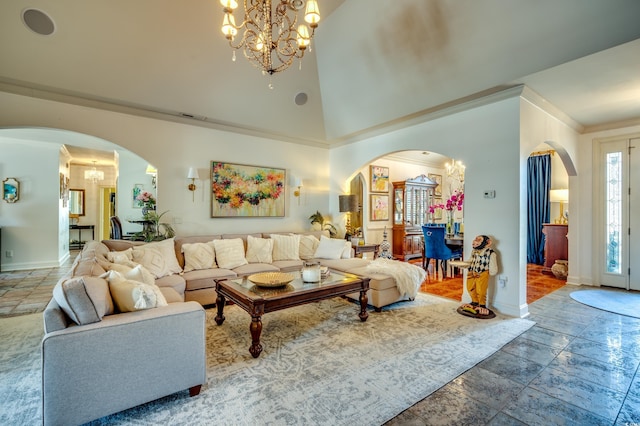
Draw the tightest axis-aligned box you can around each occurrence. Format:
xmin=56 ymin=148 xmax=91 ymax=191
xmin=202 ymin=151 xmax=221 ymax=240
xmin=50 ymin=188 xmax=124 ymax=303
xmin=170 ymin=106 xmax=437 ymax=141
xmin=220 ymin=0 xmax=321 ymax=77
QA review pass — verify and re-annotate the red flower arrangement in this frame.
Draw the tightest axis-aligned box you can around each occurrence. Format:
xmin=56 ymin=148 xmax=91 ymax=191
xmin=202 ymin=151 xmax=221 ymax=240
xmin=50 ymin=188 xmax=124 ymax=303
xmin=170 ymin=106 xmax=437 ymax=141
xmin=429 ymin=190 xmax=464 ymax=214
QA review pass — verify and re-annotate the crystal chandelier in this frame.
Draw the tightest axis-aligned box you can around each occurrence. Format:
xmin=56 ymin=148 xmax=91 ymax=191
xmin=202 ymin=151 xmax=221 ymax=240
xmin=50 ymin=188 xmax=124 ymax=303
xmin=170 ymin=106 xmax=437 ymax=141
xmin=84 ymin=161 xmax=104 ymax=183
xmin=220 ymin=0 xmax=321 ymax=75
xmin=445 ymin=158 xmax=465 ymax=185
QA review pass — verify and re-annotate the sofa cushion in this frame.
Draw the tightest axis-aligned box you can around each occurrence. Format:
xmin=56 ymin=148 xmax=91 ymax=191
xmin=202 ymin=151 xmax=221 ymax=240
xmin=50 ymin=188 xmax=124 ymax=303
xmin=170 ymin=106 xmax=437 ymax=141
xmin=213 ymin=238 xmax=248 ymax=269
xmin=174 ymin=235 xmax=222 ymax=268
xmin=106 ymin=248 xmax=133 ymax=263
xmin=317 ymin=258 xmax=371 ymax=272
xmin=101 ymin=239 xmax=146 ymax=252
xmin=299 ymin=234 xmax=320 ymax=260
xmin=159 ymin=287 xmax=183 ymax=303
xmin=182 ymin=241 xmax=217 ymax=272
xmin=345 ymin=266 xmax=398 ymax=291
xmin=155 ymin=273 xmax=187 ymax=296
xmin=245 ymin=235 xmax=273 ymax=263
xmin=132 ymin=238 xmax=182 ymax=278
xmin=314 ymin=236 xmax=348 ymax=260
xmin=71 ymin=258 xmax=107 ymax=278
xmin=271 ymin=259 xmax=304 ymax=272
xmin=182 ymin=268 xmax=237 ymax=291
xmin=270 ymin=234 xmax=300 ymax=261
xmin=233 ymin=263 xmax=279 ymax=276
xmin=103 ymin=269 xmax=168 ymax=307
xmin=104 ymin=270 xmax=167 ymax=312
xmin=52 ymin=276 xmax=114 ymax=325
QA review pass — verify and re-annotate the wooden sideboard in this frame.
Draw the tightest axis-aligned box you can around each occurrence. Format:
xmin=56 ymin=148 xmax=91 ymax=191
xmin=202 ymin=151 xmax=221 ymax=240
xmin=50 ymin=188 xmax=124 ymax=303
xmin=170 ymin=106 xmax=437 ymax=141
xmin=542 ymin=223 xmax=568 ymax=271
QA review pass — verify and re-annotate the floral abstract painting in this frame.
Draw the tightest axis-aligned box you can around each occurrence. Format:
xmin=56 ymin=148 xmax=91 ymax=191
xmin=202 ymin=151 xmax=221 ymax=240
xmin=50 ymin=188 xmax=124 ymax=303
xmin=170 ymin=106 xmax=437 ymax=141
xmin=370 ymin=165 xmax=389 ymax=193
xmin=211 ymin=162 xmax=286 ymax=217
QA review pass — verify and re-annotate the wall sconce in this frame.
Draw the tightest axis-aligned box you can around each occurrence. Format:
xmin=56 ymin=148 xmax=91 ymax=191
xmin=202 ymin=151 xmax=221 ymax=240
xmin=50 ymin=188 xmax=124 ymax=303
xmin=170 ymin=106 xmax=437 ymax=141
xmin=187 ymin=167 xmax=200 ymax=202
xmin=146 ymin=164 xmax=157 ymax=189
xmin=549 ymin=188 xmax=569 ymax=224
xmin=293 ymin=177 xmax=303 ymax=204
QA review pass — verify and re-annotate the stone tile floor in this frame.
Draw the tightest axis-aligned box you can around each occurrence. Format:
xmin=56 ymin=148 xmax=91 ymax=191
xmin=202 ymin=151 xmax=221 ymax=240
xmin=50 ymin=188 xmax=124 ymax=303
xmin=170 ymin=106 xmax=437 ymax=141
xmin=2 ymin=257 xmax=639 ymax=424
xmin=386 ymin=285 xmax=640 ymax=425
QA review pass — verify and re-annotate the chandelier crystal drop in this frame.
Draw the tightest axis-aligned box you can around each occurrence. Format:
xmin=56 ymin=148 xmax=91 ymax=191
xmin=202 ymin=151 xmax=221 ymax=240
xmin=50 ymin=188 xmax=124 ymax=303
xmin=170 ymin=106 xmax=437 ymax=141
xmin=220 ymin=0 xmax=321 ymax=75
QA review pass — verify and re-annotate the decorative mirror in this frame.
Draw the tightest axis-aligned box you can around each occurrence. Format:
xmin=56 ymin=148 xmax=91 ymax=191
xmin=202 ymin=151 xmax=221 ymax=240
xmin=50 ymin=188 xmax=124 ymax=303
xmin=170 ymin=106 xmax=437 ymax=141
xmin=3 ymin=177 xmax=20 ymax=203
xmin=69 ymin=189 xmax=85 ymax=216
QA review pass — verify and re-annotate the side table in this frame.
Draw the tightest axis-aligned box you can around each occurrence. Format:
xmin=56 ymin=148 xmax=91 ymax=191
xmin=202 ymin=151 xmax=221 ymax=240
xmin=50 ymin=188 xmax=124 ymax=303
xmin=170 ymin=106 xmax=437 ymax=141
xmin=352 ymin=243 xmax=380 ymax=259
xmin=69 ymin=224 xmax=95 ymax=250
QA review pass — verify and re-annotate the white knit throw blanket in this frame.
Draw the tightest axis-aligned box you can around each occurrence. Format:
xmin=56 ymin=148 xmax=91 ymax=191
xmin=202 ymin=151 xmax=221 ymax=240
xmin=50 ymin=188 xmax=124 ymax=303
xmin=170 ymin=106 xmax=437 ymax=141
xmin=365 ymin=258 xmax=426 ymax=299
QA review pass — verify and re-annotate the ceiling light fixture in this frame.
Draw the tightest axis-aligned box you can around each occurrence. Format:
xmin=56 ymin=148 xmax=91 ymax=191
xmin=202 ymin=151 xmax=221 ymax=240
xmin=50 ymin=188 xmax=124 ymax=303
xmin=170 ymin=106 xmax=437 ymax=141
xmin=220 ymin=0 xmax=321 ymax=76
xmin=84 ymin=161 xmax=104 ymax=183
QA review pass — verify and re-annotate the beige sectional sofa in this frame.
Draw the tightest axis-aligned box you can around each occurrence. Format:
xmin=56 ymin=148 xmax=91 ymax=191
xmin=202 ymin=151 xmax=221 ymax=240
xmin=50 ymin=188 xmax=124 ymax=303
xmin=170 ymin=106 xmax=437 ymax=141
xmin=42 ymin=241 xmax=206 ymax=426
xmin=101 ymin=230 xmax=415 ymax=311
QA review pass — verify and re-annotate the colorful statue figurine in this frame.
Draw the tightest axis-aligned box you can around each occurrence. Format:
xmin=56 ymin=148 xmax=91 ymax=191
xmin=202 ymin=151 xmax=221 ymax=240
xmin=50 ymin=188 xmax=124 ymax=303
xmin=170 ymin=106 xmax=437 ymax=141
xmin=456 ymin=235 xmax=498 ymax=319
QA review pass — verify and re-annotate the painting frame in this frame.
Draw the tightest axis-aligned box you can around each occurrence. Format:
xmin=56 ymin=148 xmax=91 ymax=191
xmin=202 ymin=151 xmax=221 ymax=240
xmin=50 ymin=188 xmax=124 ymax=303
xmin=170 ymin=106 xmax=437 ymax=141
xmin=211 ymin=161 xmax=286 ymax=218
xmin=132 ymin=184 xmax=144 ymax=208
xmin=370 ymin=165 xmax=389 ymax=193
xmin=428 ymin=173 xmax=442 ymax=196
xmin=370 ymin=194 xmax=389 ymax=221
xmin=433 ymin=197 xmax=443 ymax=220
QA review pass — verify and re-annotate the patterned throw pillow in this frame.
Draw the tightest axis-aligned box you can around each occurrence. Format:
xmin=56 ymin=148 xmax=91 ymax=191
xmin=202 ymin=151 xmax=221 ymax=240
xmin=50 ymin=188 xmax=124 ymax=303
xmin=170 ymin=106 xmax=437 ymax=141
xmin=299 ymin=235 xmax=320 ymax=260
xmin=245 ymin=235 xmax=274 ymax=263
xmin=270 ymin=234 xmax=301 ymax=261
xmin=314 ymin=235 xmax=349 ymax=260
xmin=132 ymin=238 xmax=181 ymax=278
xmin=182 ymin=241 xmax=217 ymax=272
xmin=213 ymin=238 xmax=248 ymax=269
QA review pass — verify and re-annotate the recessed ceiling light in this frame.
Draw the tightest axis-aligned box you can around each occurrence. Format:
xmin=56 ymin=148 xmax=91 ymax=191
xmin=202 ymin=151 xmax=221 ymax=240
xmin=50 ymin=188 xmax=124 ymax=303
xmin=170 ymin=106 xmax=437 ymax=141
xmin=22 ymin=8 xmax=55 ymax=36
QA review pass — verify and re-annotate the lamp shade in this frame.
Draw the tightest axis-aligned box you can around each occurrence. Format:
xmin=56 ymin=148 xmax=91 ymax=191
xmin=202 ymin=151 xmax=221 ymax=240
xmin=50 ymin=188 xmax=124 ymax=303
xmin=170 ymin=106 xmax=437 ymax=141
xmin=145 ymin=165 xmax=157 ymax=175
xmin=339 ymin=194 xmax=358 ymax=212
xmin=187 ymin=167 xmax=200 ymax=179
xmin=549 ymin=189 xmax=569 ymax=203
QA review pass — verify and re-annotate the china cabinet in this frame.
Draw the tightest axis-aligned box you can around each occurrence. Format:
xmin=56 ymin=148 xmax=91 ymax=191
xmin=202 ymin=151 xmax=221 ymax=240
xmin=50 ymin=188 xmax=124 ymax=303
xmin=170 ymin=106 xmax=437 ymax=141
xmin=392 ymin=175 xmax=437 ymax=261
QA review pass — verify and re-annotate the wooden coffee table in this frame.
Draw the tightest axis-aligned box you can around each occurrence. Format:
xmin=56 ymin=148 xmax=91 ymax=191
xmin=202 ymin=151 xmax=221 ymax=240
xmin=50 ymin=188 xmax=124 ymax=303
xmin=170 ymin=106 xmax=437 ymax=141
xmin=214 ymin=271 xmax=370 ymax=358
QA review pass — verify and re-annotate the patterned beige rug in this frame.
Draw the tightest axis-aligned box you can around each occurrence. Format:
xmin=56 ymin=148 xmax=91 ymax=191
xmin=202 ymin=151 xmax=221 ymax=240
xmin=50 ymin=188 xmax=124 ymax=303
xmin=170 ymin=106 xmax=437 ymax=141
xmin=0 ymin=293 xmax=534 ymax=425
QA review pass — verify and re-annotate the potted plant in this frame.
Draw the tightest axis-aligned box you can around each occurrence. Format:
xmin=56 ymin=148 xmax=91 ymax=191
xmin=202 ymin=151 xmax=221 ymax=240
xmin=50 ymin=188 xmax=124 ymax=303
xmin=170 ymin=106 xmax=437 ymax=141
xmin=309 ymin=211 xmax=337 ymax=238
xmin=135 ymin=210 xmax=176 ymax=242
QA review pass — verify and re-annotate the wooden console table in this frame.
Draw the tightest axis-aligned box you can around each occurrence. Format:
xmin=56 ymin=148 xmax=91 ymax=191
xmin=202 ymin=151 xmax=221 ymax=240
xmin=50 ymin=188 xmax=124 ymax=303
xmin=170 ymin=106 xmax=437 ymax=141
xmin=69 ymin=224 xmax=95 ymax=250
xmin=542 ymin=223 xmax=568 ymax=273
xmin=352 ymin=243 xmax=380 ymax=259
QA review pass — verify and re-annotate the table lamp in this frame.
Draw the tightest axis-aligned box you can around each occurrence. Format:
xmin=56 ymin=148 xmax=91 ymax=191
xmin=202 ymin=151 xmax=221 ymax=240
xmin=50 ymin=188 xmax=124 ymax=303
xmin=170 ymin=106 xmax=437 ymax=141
xmin=549 ymin=189 xmax=569 ymax=224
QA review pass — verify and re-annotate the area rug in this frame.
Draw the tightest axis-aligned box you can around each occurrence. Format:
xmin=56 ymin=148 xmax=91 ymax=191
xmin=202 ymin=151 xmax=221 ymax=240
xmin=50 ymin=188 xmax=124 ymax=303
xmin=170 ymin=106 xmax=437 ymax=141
xmin=570 ymin=288 xmax=640 ymax=318
xmin=0 ymin=294 xmax=534 ymax=426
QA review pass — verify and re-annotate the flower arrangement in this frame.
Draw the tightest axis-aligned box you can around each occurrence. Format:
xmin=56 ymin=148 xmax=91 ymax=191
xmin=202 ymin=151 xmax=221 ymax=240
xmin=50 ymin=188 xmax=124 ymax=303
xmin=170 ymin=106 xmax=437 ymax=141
xmin=429 ymin=190 xmax=464 ymax=214
xmin=136 ymin=191 xmax=156 ymax=210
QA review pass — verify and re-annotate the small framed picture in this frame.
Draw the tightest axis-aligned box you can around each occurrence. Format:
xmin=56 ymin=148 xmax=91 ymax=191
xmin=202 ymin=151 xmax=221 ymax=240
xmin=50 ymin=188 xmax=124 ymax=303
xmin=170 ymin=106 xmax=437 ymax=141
xmin=133 ymin=184 xmax=144 ymax=208
xmin=370 ymin=165 xmax=389 ymax=193
xmin=428 ymin=173 xmax=442 ymax=196
xmin=370 ymin=194 xmax=389 ymax=221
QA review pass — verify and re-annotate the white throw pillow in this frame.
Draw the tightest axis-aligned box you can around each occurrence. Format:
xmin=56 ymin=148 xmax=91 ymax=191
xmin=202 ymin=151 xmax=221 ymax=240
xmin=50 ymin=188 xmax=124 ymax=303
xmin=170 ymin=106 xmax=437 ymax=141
xmin=132 ymin=238 xmax=181 ymax=278
xmin=341 ymin=241 xmax=353 ymax=259
xmin=246 ymin=235 xmax=274 ymax=263
xmin=299 ymin=235 xmax=320 ymax=260
xmin=102 ymin=270 xmax=163 ymax=312
xmin=182 ymin=241 xmax=217 ymax=272
xmin=213 ymin=238 xmax=248 ymax=269
xmin=270 ymin=234 xmax=300 ymax=261
xmin=106 ymin=248 xmax=133 ymax=264
xmin=314 ymin=235 xmax=349 ymax=260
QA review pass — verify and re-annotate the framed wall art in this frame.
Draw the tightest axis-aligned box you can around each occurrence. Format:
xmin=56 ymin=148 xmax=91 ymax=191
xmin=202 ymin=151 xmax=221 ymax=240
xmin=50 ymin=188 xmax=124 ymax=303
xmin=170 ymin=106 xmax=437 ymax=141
xmin=211 ymin=161 xmax=286 ymax=217
xmin=428 ymin=173 xmax=442 ymax=196
xmin=132 ymin=184 xmax=144 ymax=208
xmin=370 ymin=194 xmax=389 ymax=221
xmin=370 ymin=165 xmax=389 ymax=193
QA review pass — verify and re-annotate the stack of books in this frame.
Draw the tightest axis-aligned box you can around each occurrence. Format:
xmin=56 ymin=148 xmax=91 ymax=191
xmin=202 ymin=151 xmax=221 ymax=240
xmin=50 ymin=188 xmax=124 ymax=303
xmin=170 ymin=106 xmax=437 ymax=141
xmin=320 ymin=266 xmax=330 ymax=279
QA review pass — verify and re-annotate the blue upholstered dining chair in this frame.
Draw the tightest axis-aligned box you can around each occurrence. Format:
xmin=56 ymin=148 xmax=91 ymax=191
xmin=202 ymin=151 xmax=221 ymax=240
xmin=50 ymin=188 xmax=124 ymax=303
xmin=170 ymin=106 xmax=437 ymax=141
xmin=422 ymin=224 xmax=463 ymax=278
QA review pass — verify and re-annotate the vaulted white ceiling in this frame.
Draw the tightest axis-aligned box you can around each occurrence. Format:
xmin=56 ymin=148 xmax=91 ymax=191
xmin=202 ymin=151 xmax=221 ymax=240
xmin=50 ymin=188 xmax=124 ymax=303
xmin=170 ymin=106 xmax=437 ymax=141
xmin=1 ymin=0 xmax=639 ymax=148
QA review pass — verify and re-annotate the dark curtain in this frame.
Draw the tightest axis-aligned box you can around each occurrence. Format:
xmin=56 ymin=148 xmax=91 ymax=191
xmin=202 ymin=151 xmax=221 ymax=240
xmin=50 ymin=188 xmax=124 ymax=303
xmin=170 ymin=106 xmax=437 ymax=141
xmin=527 ymin=154 xmax=551 ymax=264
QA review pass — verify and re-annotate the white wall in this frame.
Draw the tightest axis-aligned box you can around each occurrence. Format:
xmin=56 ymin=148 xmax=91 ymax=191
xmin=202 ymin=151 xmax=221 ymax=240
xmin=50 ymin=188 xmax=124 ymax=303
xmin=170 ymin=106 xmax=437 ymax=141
xmin=0 ymin=91 xmax=330 ymax=269
xmin=0 ymin=138 xmax=63 ymax=269
xmin=331 ymin=96 xmax=523 ymax=316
